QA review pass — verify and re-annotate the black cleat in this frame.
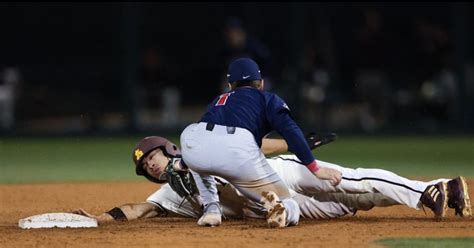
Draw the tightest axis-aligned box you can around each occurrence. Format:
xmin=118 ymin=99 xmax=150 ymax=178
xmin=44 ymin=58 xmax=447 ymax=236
xmin=421 ymin=182 xmax=448 ymax=218
xmin=447 ymin=176 xmax=472 ymax=217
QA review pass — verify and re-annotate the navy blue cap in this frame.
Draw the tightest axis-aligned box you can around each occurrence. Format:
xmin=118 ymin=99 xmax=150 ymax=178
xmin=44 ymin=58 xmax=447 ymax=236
xmin=227 ymin=58 xmax=262 ymax=82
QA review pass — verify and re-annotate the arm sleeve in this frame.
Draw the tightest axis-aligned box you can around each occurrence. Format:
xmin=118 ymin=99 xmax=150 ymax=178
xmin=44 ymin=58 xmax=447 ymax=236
xmin=266 ymin=95 xmax=315 ymax=166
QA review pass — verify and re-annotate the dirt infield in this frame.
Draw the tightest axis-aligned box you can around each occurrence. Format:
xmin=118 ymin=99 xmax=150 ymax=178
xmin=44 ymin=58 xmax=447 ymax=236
xmin=1 ymin=180 xmax=473 ymax=248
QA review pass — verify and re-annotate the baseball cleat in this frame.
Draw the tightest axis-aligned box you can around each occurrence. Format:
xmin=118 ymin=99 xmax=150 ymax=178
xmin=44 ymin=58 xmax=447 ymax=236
xmin=261 ymin=191 xmax=287 ymax=228
xmin=420 ymin=182 xmax=448 ymax=219
xmin=447 ymin=176 xmax=472 ymax=217
xmin=197 ymin=202 xmax=222 ymax=227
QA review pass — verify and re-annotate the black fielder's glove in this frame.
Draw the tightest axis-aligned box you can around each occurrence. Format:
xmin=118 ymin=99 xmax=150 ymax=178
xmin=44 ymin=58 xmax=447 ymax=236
xmin=305 ymin=132 xmax=337 ymax=150
xmin=165 ymin=158 xmax=199 ymax=198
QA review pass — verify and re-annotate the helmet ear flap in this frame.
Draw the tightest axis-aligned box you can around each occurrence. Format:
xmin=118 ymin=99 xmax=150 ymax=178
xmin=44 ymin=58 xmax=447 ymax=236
xmin=163 ymin=142 xmax=181 ymax=158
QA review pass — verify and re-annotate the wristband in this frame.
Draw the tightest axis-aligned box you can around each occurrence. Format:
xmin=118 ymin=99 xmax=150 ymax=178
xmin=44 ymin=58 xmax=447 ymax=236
xmin=106 ymin=207 xmax=128 ymax=222
xmin=307 ymin=160 xmax=319 ymax=173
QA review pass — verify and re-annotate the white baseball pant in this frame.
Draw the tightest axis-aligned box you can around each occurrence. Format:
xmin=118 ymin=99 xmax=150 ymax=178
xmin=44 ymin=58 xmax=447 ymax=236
xmin=180 ymin=122 xmax=300 ymax=226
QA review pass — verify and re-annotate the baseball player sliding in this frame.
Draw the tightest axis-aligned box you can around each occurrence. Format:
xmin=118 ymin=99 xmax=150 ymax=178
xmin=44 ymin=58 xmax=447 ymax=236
xmin=73 ymin=135 xmax=471 ymax=225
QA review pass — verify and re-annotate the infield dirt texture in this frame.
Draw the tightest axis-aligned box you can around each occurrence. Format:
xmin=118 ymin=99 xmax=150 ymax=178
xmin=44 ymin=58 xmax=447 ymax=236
xmin=1 ymin=180 xmax=473 ymax=248
xmin=1 ymin=136 xmax=473 ymax=247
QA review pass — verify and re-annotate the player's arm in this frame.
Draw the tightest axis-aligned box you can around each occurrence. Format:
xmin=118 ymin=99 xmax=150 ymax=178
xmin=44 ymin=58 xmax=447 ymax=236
xmin=261 ymin=138 xmax=288 ymax=155
xmin=266 ymin=96 xmax=341 ymax=185
xmin=72 ymin=202 xmax=164 ymax=225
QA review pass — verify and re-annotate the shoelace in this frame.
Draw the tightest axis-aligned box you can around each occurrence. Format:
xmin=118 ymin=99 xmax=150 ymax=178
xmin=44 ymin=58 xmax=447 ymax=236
xmin=204 ymin=202 xmax=227 ymax=220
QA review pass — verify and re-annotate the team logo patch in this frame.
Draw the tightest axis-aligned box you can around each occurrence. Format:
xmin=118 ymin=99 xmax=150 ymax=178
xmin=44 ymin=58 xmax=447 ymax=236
xmin=135 ymin=149 xmax=144 ymax=161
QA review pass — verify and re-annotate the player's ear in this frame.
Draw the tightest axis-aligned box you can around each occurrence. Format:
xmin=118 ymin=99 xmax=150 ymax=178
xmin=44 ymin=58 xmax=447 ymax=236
xmin=258 ymin=79 xmax=264 ymax=90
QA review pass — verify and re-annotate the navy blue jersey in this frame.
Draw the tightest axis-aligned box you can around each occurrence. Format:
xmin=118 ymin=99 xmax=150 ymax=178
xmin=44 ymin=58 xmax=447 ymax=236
xmin=200 ymin=87 xmax=315 ymax=165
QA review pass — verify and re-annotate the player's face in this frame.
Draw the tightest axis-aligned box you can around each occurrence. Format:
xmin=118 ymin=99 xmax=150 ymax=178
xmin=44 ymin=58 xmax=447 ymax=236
xmin=142 ymin=148 xmax=170 ymax=178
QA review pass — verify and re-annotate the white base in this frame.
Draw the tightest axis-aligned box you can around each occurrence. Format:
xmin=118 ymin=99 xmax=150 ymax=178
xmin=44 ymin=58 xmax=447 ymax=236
xmin=19 ymin=213 xmax=98 ymax=229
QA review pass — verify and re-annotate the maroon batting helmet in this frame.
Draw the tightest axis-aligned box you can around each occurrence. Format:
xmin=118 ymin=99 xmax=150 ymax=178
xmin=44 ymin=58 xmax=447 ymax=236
xmin=132 ymin=136 xmax=181 ymax=180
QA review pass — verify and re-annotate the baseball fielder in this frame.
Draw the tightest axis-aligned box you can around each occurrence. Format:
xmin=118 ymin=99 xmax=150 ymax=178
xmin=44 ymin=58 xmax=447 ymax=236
xmin=180 ymin=57 xmax=342 ymax=228
xmin=74 ymin=135 xmax=471 ymax=224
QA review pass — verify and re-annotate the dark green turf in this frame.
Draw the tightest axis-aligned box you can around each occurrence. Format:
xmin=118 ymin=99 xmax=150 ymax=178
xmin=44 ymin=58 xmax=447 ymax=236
xmin=0 ymin=137 xmax=143 ymax=183
xmin=1 ymin=136 xmax=473 ymax=183
xmin=375 ymin=237 xmax=474 ymax=248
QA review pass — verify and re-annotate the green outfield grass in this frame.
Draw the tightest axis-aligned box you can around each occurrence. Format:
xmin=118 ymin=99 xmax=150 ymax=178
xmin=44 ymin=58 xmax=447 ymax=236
xmin=375 ymin=237 xmax=474 ymax=248
xmin=0 ymin=135 xmax=473 ymax=183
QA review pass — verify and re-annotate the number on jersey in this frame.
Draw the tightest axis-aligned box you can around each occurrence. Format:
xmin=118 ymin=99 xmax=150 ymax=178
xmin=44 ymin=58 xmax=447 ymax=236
xmin=215 ymin=92 xmax=234 ymax=106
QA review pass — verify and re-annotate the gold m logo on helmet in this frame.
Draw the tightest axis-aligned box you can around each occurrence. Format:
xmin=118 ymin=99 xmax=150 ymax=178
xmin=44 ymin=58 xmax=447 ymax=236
xmin=135 ymin=149 xmax=144 ymax=161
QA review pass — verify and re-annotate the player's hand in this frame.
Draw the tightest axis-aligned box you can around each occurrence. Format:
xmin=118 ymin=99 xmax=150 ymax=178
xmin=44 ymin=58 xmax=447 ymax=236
xmin=313 ymin=167 xmax=342 ymax=186
xmin=72 ymin=208 xmax=98 ymax=219
xmin=72 ymin=208 xmax=114 ymax=224
xmin=172 ymin=158 xmax=189 ymax=172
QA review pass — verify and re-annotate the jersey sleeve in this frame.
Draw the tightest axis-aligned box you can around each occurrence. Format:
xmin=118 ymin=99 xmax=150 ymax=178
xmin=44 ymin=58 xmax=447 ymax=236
xmin=146 ymin=187 xmax=168 ymax=206
xmin=146 ymin=185 xmax=200 ymax=218
xmin=265 ymin=93 xmax=291 ymax=115
xmin=265 ymin=94 xmax=315 ymax=166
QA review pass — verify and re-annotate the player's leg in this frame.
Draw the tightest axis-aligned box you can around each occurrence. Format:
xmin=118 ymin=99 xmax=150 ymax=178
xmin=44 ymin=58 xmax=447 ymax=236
xmin=320 ymin=192 xmax=399 ymax=211
xmin=241 ymin=190 xmax=393 ymax=220
xmin=269 ymin=155 xmax=447 ymax=209
xmin=181 ymin=123 xmax=222 ymax=226
xmin=289 ymin=191 xmax=356 ymax=219
xmin=223 ymin=154 xmax=300 ymax=227
xmin=316 ymin=161 xmax=471 ymax=218
xmin=208 ymin=139 xmax=300 ymax=227
xmin=319 ymin=160 xmax=454 ymax=212
xmin=188 ymin=171 xmax=224 ymax=226
xmin=181 ymin=123 xmax=300 ymax=227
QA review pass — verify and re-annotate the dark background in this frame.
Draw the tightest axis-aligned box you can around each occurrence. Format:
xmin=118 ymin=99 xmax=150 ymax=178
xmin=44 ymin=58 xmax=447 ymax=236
xmin=0 ymin=2 xmax=473 ymax=136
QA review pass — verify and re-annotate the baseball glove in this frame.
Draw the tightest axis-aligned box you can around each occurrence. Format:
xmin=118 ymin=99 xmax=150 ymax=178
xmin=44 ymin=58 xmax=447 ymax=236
xmin=165 ymin=158 xmax=200 ymax=198
xmin=305 ymin=132 xmax=337 ymax=150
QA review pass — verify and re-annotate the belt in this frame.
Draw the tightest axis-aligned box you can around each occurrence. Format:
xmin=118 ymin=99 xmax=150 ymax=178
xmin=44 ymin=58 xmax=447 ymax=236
xmin=205 ymin=122 xmax=236 ymax=134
